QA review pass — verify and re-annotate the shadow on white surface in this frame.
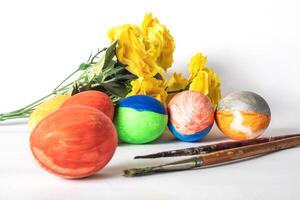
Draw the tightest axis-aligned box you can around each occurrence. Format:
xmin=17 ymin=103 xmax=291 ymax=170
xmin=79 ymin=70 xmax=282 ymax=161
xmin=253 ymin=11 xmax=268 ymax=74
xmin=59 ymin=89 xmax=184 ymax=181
xmin=0 ymin=119 xmax=27 ymax=126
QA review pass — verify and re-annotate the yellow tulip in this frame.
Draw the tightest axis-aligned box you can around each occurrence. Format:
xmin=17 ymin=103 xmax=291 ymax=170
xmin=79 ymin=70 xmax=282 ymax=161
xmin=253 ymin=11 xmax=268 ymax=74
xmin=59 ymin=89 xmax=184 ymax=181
xmin=108 ymin=13 xmax=175 ymax=79
xmin=108 ymin=24 xmax=160 ymax=78
xmin=189 ymin=67 xmax=221 ymax=109
xmin=141 ymin=13 xmax=176 ymax=71
xmin=188 ymin=53 xmax=207 ymax=80
xmin=127 ymin=77 xmax=168 ymax=105
xmin=189 ymin=71 xmax=209 ymax=95
xmin=204 ymin=67 xmax=222 ymax=108
xmin=28 ymin=95 xmax=70 ymax=130
xmin=165 ymin=72 xmax=188 ymax=102
xmin=188 ymin=52 xmax=221 ymax=109
xmin=167 ymin=72 xmax=188 ymax=92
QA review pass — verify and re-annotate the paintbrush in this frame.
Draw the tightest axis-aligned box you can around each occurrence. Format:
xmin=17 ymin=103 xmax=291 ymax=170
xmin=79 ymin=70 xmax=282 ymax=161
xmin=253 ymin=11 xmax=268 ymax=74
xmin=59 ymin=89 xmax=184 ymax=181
xmin=134 ymin=133 xmax=300 ymax=159
xmin=124 ymin=135 xmax=300 ymax=177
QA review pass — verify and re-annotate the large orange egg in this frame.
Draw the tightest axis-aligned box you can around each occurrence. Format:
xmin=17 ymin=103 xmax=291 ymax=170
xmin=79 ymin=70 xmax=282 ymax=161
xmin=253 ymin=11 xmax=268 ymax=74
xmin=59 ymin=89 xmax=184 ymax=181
xmin=60 ymin=91 xmax=114 ymax=120
xmin=30 ymin=105 xmax=118 ymax=179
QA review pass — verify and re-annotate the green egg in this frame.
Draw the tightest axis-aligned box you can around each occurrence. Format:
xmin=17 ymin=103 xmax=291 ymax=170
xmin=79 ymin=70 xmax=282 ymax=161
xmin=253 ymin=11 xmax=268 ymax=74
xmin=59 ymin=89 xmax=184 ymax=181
xmin=113 ymin=95 xmax=168 ymax=144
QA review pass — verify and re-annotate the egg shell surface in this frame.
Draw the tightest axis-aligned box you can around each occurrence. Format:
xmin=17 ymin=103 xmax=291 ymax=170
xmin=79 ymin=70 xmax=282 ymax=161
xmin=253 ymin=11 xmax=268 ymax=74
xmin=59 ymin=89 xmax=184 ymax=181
xmin=216 ymin=91 xmax=271 ymax=140
xmin=30 ymin=105 xmax=118 ymax=179
xmin=114 ymin=95 xmax=168 ymax=144
xmin=168 ymin=91 xmax=214 ymax=142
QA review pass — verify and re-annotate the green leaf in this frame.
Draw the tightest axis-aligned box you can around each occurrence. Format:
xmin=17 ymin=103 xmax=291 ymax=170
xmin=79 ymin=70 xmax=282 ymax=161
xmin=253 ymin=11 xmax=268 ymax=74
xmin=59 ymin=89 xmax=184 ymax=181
xmin=88 ymin=41 xmax=117 ymax=80
xmin=114 ymin=74 xmax=137 ymax=81
xmin=103 ymin=41 xmax=117 ymax=69
xmin=101 ymin=82 xmax=128 ymax=98
xmin=78 ymin=63 xmax=90 ymax=70
xmin=68 ymin=42 xmax=119 ymax=96
xmin=104 ymin=66 xmax=125 ymax=78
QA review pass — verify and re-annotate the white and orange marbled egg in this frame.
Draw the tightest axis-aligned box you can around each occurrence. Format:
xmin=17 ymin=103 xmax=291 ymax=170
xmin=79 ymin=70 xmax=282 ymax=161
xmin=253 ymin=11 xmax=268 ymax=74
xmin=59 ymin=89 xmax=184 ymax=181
xmin=216 ymin=91 xmax=271 ymax=140
xmin=168 ymin=91 xmax=214 ymax=142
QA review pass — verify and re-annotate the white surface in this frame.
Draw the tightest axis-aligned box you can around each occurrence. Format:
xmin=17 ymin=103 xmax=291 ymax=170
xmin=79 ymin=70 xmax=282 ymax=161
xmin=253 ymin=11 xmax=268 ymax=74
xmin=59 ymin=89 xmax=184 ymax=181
xmin=0 ymin=0 xmax=300 ymax=199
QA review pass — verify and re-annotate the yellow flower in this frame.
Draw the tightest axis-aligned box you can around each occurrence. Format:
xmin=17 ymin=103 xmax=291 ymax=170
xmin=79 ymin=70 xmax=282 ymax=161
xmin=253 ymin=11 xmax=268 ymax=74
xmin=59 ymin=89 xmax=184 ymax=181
xmin=108 ymin=13 xmax=175 ymax=79
xmin=188 ymin=53 xmax=221 ymax=109
xmin=127 ymin=77 xmax=168 ymax=104
xmin=189 ymin=71 xmax=209 ymax=95
xmin=28 ymin=95 xmax=70 ymax=130
xmin=108 ymin=24 xmax=160 ymax=78
xmin=166 ymin=72 xmax=188 ymax=102
xmin=188 ymin=53 xmax=207 ymax=80
xmin=141 ymin=13 xmax=175 ymax=71
xmin=204 ymin=67 xmax=222 ymax=108
xmin=166 ymin=72 xmax=188 ymax=92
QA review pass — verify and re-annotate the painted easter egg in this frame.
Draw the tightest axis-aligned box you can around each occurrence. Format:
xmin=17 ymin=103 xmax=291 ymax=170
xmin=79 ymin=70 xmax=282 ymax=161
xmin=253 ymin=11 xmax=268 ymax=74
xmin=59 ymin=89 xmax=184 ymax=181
xmin=28 ymin=95 xmax=70 ymax=130
xmin=114 ymin=95 xmax=168 ymax=144
xmin=30 ymin=105 xmax=118 ymax=179
xmin=216 ymin=91 xmax=271 ymax=140
xmin=60 ymin=90 xmax=114 ymax=120
xmin=168 ymin=91 xmax=214 ymax=142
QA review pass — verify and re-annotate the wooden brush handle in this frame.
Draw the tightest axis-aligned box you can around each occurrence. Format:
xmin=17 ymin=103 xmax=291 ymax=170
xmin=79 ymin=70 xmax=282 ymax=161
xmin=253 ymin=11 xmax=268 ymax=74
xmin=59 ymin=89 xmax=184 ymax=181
xmin=125 ymin=135 xmax=300 ymax=177
xmin=134 ymin=133 xmax=300 ymax=159
xmin=202 ymin=136 xmax=300 ymax=166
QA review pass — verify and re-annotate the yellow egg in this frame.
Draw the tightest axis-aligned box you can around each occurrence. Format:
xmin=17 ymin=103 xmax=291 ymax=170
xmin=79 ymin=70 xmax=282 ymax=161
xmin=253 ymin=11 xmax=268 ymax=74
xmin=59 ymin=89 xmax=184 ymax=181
xmin=28 ymin=95 xmax=70 ymax=130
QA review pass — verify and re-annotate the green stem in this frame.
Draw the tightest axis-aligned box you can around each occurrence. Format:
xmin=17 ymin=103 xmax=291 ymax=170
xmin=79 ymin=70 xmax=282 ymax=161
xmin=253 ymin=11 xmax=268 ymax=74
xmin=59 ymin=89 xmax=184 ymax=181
xmin=0 ymin=109 xmax=32 ymax=121
xmin=0 ymin=78 xmax=78 ymax=122
xmin=1 ymin=93 xmax=54 ymax=116
xmin=0 ymin=47 xmax=108 ymax=122
xmin=0 ymin=91 xmax=56 ymax=122
xmin=90 ymin=48 xmax=107 ymax=63
xmin=1 ymin=106 xmax=35 ymax=117
xmin=51 ymin=48 xmax=107 ymax=92
xmin=0 ymin=113 xmax=30 ymax=121
xmin=53 ymin=69 xmax=80 ymax=91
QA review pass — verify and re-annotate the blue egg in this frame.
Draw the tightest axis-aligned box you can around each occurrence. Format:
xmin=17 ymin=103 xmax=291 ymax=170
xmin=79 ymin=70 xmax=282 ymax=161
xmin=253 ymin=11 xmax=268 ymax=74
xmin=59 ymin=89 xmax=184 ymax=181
xmin=118 ymin=95 xmax=167 ymax=114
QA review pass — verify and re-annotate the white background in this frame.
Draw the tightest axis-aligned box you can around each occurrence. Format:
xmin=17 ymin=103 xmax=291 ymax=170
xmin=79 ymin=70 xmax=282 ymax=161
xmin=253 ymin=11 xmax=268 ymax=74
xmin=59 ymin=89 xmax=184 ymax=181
xmin=0 ymin=0 xmax=300 ymax=199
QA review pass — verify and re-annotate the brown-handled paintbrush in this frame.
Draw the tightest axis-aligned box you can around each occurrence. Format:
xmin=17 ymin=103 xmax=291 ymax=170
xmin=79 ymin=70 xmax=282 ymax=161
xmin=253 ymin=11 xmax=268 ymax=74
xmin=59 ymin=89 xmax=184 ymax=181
xmin=134 ymin=133 xmax=300 ymax=159
xmin=124 ymin=135 xmax=300 ymax=177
